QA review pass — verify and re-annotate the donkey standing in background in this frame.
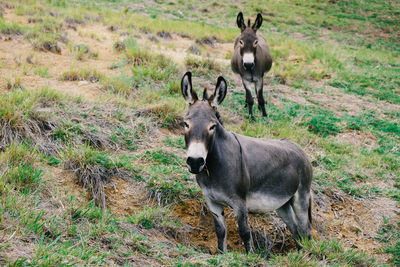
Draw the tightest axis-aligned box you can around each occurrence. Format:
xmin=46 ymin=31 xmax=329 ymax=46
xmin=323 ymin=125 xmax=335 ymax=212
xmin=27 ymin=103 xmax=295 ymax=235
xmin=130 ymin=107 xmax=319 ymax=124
xmin=231 ymin=12 xmax=273 ymax=118
xmin=181 ymin=72 xmax=312 ymax=253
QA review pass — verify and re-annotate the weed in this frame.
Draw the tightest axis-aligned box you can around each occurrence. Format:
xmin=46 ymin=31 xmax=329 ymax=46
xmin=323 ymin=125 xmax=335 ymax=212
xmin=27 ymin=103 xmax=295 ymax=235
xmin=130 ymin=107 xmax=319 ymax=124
xmin=185 ymin=57 xmax=222 ymax=76
xmin=60 ymin=68 xmax=103 ymax=82
xmin=63 ymin=145 xmax=134 ymax=209
xmin=0 ymin=88 xmax=60 ymax=153
xmin=138 ymin=102 xmax=183 ymax=130
xmin=0 ymin=143 xmax=42 ymax=194
xmin=34 ymin=65 xmax=51 ymax=78
xmin=377 ymin=217 xmax=400 ymax=265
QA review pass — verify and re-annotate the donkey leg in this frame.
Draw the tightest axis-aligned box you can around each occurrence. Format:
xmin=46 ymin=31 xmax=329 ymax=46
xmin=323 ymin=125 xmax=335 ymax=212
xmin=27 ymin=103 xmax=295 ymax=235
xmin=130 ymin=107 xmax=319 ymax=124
xmin=206 ymin=199 xmax=227 ymax=252
xmin=242 ymin=79 xmax=254 ymax=119
xmin=291 ymin=191 xmax=312 ymax=240
xmin=235 ymin=204 xmax=253 ymax=253
xmin=277 ymin=201 xmax=301 ymax=248
xmin=255 ymin=78 xmax=267 ymax=117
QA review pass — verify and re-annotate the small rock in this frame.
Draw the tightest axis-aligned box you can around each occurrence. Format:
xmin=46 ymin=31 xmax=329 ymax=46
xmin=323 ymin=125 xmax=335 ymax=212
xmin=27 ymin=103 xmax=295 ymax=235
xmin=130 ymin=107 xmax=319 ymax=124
xmin=26 ymin=56 xmax=34 ymax=64
xmin=42 ymin=42 xmax=61 ymax=54
xmin=157 ymin=31 xmax=172 ymax=39
xmin=59 ymin=34 xmax=68 ymax=44
xmin=67 ymin=24 xmax=77 ymax=31
xmin=65 ymin=17 xmax=85 ymax=25
xmin=28 ymin=18 xmax=43 ymax=23
xmin=187 ymin=45 xmax=201 ymax=55
xmin=107 ymin=25 xmax=118 ymax=32
xmin=113 ymin=41 xmax=126 ymax=52
xmin=196 ymin=37 xmax=217 ymax=47
xmin=148 ymin=35 xmax=159 ymax=43
xmin=78 ymin=81 xmax=89 ymax=86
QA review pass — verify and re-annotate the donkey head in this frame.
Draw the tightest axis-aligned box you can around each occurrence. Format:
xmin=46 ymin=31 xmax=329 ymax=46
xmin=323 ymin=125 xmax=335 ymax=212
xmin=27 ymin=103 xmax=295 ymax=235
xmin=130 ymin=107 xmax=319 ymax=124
xmin=236 ymin=12 xmax=263 ymax=71
xmin=181 ymin=72 xmax=227 ymax=174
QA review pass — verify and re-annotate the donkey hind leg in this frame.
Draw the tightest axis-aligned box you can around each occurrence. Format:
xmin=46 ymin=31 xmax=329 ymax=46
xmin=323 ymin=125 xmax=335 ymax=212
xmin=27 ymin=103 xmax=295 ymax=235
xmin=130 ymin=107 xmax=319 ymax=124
xmin=242 ymin=79 xmax=255 ymax=118
xmin=206 ymin=199 xmax=227 ymax=252
xmin=255 ymin=78 xmax=267 ymax=117
xmin=276 ymin=201 xmax=301 ymax=249
xmin=235 ymin=204 xmax=253 ymax=253
xmin=291 ymin=191 xmax=312 ymax=240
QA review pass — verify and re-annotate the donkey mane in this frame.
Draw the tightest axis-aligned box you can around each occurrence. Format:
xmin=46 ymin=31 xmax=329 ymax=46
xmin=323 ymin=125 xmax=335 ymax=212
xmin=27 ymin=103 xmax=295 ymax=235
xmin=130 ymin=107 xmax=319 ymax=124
xmin=215 ymin=110 xmax=223 ymax=125
xmin=201 ymin=88 xmax=224 ymax=125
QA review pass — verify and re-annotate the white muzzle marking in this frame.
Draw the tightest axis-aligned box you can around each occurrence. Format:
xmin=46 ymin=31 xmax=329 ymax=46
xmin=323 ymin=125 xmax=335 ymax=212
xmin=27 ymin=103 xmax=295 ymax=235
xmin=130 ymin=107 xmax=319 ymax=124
xmin=243 ymin=52 xmax=255 ymax=64
xmin=186 ymin=141 xmax=207 ymax=160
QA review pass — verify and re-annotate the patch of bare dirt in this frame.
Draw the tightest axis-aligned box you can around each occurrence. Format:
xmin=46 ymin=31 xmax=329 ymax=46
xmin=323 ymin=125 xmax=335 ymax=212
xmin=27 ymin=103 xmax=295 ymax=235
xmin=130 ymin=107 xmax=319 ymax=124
xmin=336 ymin=129 xmax=378 ymax=149
xmin=271 ymin=84 xmax=309 ymax=109
xmin=134 ymin=33 xmax=232 ymax=66
xmin=308 ymin=81 xmax=400 ymax=118
xmin=0 ymin=9 xmax=124 ymax=98
xmin=104 ymin=177 xmax=148 ymax=216
xmin=51 ymin=167 xmax=88 ymax=203
xmin=313 ymin=189 xmax=399 ymax=263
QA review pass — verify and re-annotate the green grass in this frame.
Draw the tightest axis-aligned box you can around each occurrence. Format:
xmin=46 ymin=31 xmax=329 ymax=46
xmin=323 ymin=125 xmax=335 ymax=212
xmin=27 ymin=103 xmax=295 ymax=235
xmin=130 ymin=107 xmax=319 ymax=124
xmin=0 ymin=143 xmax=42 ymax=194
xmin=60 ymin=68 xmax=103 ymax=82
xmin=0 ymin=18 xmax=23 ymax=35
xmin=377 ymin=217 xmax=400 ymax=265
xmin=33 ymin=65 xmax=51 ymax=78
xmin=185 ymin=56 xmax=223 ymax=77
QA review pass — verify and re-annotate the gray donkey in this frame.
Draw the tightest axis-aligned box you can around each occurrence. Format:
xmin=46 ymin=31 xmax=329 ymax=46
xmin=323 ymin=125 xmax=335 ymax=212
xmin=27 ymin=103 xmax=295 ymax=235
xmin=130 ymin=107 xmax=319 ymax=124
xmin=181 ymin=72 xmax=312 ymax=253
xmin=231 ymin=12 xmax=273 ymax=118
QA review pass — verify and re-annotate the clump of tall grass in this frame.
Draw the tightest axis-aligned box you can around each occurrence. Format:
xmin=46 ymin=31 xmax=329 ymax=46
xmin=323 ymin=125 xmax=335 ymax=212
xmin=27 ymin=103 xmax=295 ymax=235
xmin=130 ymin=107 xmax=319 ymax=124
xmin=63 ymin=145 xmax=134 ymax=210
xmin=0 ymin=88 xmax=61 ymax=154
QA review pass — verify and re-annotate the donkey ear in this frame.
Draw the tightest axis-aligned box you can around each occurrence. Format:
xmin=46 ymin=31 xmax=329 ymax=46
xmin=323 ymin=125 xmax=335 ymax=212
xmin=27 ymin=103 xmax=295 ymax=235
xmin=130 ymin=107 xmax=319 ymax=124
xmin=181 ymin=72 xmax=198 ymax=105
xmin=252 ymin=13 xmax=263 ymax=31
xmin=236 ymin=12 xmax=246 ymax=32
xmin=209 ymin=76 xmax=227 ymax=108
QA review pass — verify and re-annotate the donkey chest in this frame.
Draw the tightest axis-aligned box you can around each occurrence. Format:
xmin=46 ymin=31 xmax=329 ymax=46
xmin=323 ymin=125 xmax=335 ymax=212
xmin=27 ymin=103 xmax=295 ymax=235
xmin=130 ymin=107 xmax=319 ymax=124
xmin=200 ymin=185 xmax=233 ymax=207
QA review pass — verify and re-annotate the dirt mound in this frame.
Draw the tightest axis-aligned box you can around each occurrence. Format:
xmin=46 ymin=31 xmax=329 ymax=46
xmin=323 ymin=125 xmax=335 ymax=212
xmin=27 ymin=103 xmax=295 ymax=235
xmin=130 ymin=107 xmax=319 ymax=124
xmin=172 ymin=199 xmax=295 ymax=254
xmin=104 ymin=177 xmax=149 ymax=216
xmin=313 ymin=189 xmax=399 ymax=262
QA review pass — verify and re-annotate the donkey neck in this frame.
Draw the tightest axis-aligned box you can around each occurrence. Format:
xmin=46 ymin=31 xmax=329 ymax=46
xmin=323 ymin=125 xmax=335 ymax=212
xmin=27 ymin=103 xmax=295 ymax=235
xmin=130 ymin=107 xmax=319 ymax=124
xmin=206 ymin=125 xmax=241 ymax=173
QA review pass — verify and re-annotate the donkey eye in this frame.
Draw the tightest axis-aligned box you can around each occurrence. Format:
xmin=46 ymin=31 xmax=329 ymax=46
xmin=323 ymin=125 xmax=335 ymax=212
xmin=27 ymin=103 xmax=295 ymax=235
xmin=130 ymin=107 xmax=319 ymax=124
xmin=239 ymin=40 xmax=244 ymax=47
xmin=209 ymin=124 xmax=216 ymax=131
xmin=253 ymin=40 xmax=258 ymax=47
xmin=184 ymin=122 xmax=189 ymax=129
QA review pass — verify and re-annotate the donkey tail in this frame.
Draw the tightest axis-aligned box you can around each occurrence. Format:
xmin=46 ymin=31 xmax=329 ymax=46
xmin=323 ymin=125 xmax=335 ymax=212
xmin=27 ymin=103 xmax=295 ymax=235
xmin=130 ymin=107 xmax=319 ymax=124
xmin=308 ymin=193 xmax=313 ymax=225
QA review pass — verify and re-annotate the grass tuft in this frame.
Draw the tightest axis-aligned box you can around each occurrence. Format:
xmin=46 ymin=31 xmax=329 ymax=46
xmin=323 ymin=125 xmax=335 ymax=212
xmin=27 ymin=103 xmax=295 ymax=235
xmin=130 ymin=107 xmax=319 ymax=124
xmin=63 ymin=145 xmax=134 ymax=210
xmin=0 ymin=88 xmax=60 ymax=154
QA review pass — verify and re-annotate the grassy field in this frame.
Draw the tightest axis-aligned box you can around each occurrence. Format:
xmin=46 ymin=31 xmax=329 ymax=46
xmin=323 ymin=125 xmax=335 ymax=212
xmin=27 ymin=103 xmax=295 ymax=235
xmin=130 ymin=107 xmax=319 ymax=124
xmin=0 ymin=0 xmax=399 ymax=265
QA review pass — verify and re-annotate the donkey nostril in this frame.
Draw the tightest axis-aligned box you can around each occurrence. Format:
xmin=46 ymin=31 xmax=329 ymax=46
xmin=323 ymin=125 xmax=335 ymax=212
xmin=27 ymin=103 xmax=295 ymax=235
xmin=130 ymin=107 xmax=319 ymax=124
xmin=186 ymin=157 xmax=205 ymax=169
xmin=198 ymin=157 xmax=205 ymax=166
xmin=244 ymin=62 xmax=255 ymax=70
xmin=186 ymin=157 xmax=194 ymax=166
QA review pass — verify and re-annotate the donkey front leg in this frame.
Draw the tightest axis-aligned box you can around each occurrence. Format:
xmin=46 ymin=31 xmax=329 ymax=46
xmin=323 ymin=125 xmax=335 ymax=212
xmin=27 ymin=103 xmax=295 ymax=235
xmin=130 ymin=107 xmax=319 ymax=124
xmin=206 ymin=199 xmax=227 ymax=252
xmin=255 ymin=78 xmax=267 ymax=117
xmin=235 ymin=204 xmax=253 ymax=253
xmin=242 ymin=79 xmax=255 ymax=119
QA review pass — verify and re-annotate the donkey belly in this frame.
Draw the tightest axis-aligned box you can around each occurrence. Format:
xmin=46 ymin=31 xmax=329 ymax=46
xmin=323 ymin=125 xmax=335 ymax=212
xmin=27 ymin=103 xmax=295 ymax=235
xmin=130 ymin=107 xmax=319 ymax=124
xmin=246 ymin=192 xmax=292 ymax=213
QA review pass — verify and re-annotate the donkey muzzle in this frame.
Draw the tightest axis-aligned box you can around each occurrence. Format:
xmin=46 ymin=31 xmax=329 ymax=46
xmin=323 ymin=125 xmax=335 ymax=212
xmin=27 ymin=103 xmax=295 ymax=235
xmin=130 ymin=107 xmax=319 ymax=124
xmin=243 ymin=52 xmax=255 ymax=70
xmin=243 ymin=62 xmax=255 ymax=70
xmin=186 ymin=157 xmax=205 ymax=174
